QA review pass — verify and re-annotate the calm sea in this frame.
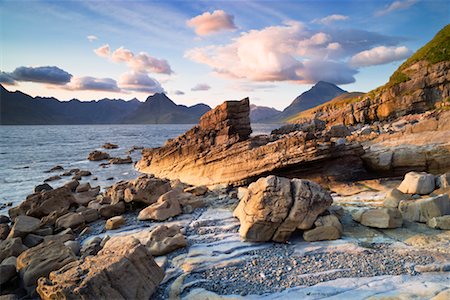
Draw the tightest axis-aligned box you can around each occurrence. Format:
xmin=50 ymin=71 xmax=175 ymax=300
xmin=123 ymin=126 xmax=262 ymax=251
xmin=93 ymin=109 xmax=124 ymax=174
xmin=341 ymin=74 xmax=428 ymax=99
xmin=0 ymin=124 xmax=277 ymax=214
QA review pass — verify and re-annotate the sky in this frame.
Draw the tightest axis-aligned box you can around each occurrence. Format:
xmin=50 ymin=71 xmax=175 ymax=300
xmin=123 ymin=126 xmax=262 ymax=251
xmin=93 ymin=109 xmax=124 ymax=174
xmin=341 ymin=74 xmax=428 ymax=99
xmin=0 ymin=0 xmax=448 ymax=110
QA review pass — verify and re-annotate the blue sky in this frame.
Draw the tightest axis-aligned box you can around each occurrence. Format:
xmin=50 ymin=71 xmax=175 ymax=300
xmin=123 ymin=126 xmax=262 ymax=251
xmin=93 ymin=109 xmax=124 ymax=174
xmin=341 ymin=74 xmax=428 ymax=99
xmin=0 ymin=0 xmax=448 ymax=109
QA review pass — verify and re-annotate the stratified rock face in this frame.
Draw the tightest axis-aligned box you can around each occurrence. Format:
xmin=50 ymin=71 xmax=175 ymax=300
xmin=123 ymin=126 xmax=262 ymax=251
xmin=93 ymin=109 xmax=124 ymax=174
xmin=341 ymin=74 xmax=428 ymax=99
xmin=137 ymin=98 xmax=365 ymax=186
xmin=36 ymin=237 xmax=164 ymax=300
xmin=233 ymin=176 xmax=332 ymax=242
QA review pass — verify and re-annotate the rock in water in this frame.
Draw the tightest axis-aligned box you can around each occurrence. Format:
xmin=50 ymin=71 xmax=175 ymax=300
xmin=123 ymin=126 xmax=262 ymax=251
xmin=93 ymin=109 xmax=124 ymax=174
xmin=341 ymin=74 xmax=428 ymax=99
xmin=234 ymin=175 xmax=332 ymax=242
xmin=399 ymin=194 xmax=450 ymax=222
xmin=102 ymin=143 xmax=118 ymax=149
xmin=398 ymin=172 xmax=436 ymax=195
xmin=352 ymin=208 xmax=403 ymax=229
xmin=37 ymin=237 xmax=164 ymax=300
xmin=17 ymin=241 xmax=76 ymax=293
xmin=87 ymin=150 xmax=110 ymax=161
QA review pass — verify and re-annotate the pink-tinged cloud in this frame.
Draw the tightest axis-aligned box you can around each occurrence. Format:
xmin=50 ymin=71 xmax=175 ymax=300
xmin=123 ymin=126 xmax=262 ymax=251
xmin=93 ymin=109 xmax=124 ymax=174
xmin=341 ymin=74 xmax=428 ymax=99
xmin=96 ymin=45 xmax=173 ymax=75
xmin=350 ymin=46 xmax=412 ymax=67
xmin=187 ymin=10 xmax=237 ymax=36
xmin=191 ymin=83 xmax=211 ymax=91
xmin=118 ymin=71 xmax=164 ymax=93
xmin=376 ymin=0 xmax=417 ymax=16
xmin=312 ymin=14 xmax=349 ymax=25
xmin=66 ymin=76 xmax=120 ymax=91
xmin=94 ymin=44 xmax=110 ymax=57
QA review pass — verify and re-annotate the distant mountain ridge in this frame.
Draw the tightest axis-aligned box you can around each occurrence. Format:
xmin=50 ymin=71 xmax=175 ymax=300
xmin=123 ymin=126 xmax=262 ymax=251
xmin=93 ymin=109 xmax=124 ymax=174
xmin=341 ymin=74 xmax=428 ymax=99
xmin=267 ymin=81 xmax=347 ymax=122
xmin=249 ymin=104 xmax=281 ymax=123
xmin=0 ymin=85 xmax=211 ymax=125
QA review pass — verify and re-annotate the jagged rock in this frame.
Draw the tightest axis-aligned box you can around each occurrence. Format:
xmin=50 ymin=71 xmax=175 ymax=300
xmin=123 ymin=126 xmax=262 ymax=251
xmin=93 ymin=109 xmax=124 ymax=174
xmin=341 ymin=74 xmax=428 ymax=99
xmin=0 ymin=264 xmax=17 ymax=285
xmin=87 ymin=150 xmax=110 ymax=161
xmin=106 ymin=175 xmax=171 ymax=205
xmin=109 ymin=156 xmax=132 ymax=164
xmin=327 ymin=124 xmax=351 ymax=137
xmin=17 ymin=241 xmax=76 ymax=292
xmin=352 ymin=208 xmax=403 ymax=229
xmin=0 ymin=224 xmax=10 ymax=240
xmin=0 ymin=238 xmax=27 ymax=262
xmin=76 ymin=183 xmax=91 ymax=193
xmin=303 ymin=214 xmax=343 ymax=242
xmin=427 ymin=215 xmax=450 ymax=230
xmin=9 ymin=187 xmax=75 ymax=219
xmin=105 ymin=216 xmax=125 ymax=230
xmin=234 ymin=176 xmax=332 ymax=242
xmin=383 ymin=188 xmax=410 ymax=208
xmin=102 ymin=143 xmax=118 ymax=149
xmin=184 ymin=185 xmax=208 ymax=196
xmin=137 ymin=98 xmax=366 ymax=186
xmin=37 ymin=237 xmax=164 ymax=300
xmin=398 ymin=172 xmax=436 ymax=195
xmin=44 ymin=175 xmax=61 ymax=182
xmin=73 ymin=186 xmax=100 ymax=205
xmin=138 ymin=190 xmax=182 ymax=221
xmin=146 ymin=224 xmax=187 ymax=256
xmin=78 ymin=208 xmax=99 ymax=223
xmin=98 ymin=201 xmax=126 ymax=219
xmin=34 ymin=183 xmax=53 ymax=193
xmin=399 ymin=194 xmax=450 ymax=222
xmin=23 ymin=234 xmax=44 ymax=248
xmin=80 ymin=237 xmax=102 ymax=257
xmin=55 ymin=212 xmax=85 ymax=230
xmin=7 ymin=215 xmax=40 ymax=239
xmin=64 ymin=179 xmax=79 ymax=192
xmin=40 ymin=209 xmax=69 ymax=227
xmin=64 ymin=241 xmax=80 ymax=256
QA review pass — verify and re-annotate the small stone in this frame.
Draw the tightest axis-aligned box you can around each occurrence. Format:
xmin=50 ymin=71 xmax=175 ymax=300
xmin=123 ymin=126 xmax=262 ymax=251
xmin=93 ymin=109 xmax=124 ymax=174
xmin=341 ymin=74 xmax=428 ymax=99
xmin=105 ymin=216 xmax=125 ymax=230
xmin=88 ymin=150 xmax=110 ymax=161
xmin=77 ymin=170 xmax=92 ymax=177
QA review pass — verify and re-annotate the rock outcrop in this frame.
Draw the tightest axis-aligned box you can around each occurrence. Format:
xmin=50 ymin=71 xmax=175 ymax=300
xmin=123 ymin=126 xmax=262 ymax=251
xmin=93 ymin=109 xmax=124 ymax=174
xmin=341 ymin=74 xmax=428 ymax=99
xmin=399 ymin=194 xmax=450 ymax=223
xmin=36 ymin=237 xmax=164 ymax=300
xmin=352 ymin=208 xmax=403 ymax=229
xmin=137 ymin=98 xmax=366 ymax=186
xmin=233 ymin=175 xmax=333 ymax=242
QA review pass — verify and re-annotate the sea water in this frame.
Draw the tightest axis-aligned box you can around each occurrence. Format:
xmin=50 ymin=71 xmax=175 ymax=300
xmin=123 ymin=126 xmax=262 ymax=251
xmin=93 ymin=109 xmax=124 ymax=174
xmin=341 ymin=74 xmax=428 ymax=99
xmin=0 ymin=124 xmax=277 ymax=214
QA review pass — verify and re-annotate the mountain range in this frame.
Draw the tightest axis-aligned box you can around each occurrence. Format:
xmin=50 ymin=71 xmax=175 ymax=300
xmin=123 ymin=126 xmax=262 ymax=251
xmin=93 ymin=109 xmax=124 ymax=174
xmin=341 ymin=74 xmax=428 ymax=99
xmin=0 ymin=85 xmax=211 ymax=125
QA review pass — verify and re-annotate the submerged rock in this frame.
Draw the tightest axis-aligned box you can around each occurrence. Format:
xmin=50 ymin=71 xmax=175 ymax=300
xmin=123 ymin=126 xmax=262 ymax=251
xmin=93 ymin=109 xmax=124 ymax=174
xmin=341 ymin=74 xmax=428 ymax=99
xmin=34 ymin=183 xmax=53 ymax=193
xmin=87 ymin=150 xmax=110 ymax=161
xmin=102 ymin=143 xmax=118 ymax=149
xmin=109 ymin=156 xmax=132 ymax=164
xmin=234 ymin=175 xmax=332 ymax=242
xmin=37 ymin=237 xmax=164 ymax=300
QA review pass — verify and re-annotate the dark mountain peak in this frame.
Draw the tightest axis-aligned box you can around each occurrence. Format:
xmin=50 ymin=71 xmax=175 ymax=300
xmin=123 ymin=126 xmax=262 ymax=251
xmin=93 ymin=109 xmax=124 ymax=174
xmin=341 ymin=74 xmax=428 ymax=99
xmin=144 ymin=93 xmax=176 ymax=107
xmin=309 ymin=81 xmax=345 ymax=94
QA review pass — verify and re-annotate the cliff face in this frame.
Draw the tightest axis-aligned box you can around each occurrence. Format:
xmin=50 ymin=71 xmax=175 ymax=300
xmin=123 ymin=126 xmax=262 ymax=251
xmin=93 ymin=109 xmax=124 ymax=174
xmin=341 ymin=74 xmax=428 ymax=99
xmin=136 ymin=98 xmax=366 ymax=186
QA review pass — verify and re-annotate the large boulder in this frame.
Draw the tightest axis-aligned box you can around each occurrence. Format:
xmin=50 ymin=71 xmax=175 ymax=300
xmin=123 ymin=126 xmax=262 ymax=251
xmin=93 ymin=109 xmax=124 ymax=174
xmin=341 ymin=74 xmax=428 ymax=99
xmin=106 ymin=175 xmax=171 ymax=205
xmin=352 ymin=208 xmax=403 ymax=229
xmin=234 ymin=175 xmax=332 ymax=242
xmin=398 ymin=172 xmax=436 ymax=195
xmin=137 ymin=190 xmax=182 ymax=221
xmin=0 ymin=238 xmax=28 ymax=262
xmin=383 ymin=188 xmax=410 ymax=208
xmin=9 ymin=187 xmax=75 ymax=219
xmin=7 ymin=215 xmax=40 ymax=239
xmin=427 ymin=215 xmax=450 ymax=230
xmin=146 ymin=224 xmax=187 ymax=256
xmin=399 ymin=194 xmax=450 ymax=222
xmin=55 ymin=212 xmax=85 ymax=230
xmin=37 ymin=237 xmax=164 ymax=300
xmin=17 ymin=241 xmax=76 ymax=292
xmin=98 ymin=202 xmax=126 ymax=219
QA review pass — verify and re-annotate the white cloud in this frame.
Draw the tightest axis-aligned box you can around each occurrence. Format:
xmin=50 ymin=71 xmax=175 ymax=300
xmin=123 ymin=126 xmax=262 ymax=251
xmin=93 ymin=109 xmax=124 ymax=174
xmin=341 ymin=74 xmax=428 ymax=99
xmin=376 ymin=0 xmax=418 ymax=16
xmin=94 ymin=44 xmax=110 ymax=57
xmin=118 ymin=71 xmax=164 ymax=93
xmin=66 ymin=76 xmax=119 ymax=91
xmin=173 ymin=90 xmax=185 ymax=95
xmin=95 ymin=45 xmax=173 ymax=75
xmin=87 ymin=35 xmax=98 ymax=42
xmin=312 ymin=14 xmax=349 ymax=25
xmin=191 ymin=83 xmax=211 ymax=91
xmin=350 ymin=46 xmax=412 ymax=67
xmin=187 ymin=10 xmax=237 ymax=36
